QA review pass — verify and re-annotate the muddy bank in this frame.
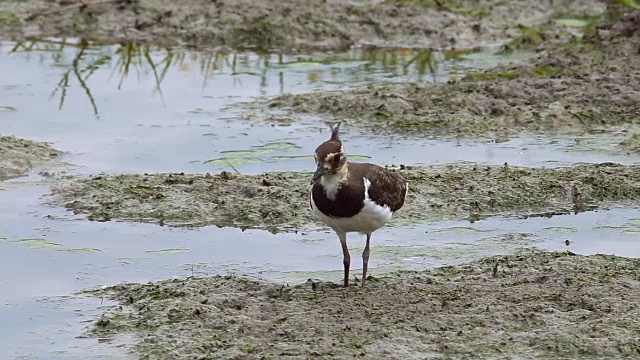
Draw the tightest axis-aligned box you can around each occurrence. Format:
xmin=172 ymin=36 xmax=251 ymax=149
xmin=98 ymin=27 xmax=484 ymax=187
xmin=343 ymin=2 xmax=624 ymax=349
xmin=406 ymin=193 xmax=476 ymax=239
xmin=49 ymin=163 xmax=640 ymax=230
xmin=0 ymin=0 xmax=605 ymax=50
xmin=0 ymin=135 xmax=62 ymax=181
xmin=88 ymin=249 xmax=640 ymax=359
xmin=265 ymin=6 xmax=640 ymax=136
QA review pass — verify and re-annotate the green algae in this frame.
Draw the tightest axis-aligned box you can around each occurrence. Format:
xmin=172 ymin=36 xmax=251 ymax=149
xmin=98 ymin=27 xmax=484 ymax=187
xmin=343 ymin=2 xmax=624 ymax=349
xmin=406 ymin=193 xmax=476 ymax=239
xmin=554 ymin=18 xmax=590 ymax=27
xmin=15 ymin=238 xmax=63 ymax=250
xmin=144 ymin=248 xmax=190 ymax=254
xmin=0 ymin=105 xmax=17 ymax=112
xmin=543 ymin=226 xmax=578 ymax=233
xmin=593 ymin=219 xmax=640 ymax=235
xmin=203 ymin=142 xmax=305 ymax=168
xmin=61 ymin=248 xmax=102 ymax=253
xmin=203 ymin=157 xmax=264 ymax=167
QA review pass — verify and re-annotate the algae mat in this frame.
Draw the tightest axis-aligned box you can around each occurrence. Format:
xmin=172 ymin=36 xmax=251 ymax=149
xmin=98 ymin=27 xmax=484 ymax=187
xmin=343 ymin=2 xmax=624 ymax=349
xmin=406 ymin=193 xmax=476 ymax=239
xmin=49 ymin=163 xmax=640 ymax=231
xmin=89 ymin=250 xmax=640 ymax=359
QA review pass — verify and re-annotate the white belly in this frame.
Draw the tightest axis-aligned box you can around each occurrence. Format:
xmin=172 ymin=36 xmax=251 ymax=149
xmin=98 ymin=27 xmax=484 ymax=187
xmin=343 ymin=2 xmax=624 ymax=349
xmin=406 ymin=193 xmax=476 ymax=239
xmin=310 ymin=190 xmax=393 ymax=234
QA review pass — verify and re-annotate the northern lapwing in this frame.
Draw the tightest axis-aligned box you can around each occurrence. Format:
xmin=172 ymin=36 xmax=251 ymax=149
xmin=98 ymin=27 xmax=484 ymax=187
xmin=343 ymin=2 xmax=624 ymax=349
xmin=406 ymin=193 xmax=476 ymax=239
xmin=310 ymin=123 xmax=408 ymax=288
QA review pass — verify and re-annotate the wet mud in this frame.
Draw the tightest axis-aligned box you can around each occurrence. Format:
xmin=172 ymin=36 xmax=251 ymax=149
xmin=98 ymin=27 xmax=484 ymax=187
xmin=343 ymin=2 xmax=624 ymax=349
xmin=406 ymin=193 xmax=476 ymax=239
xmin=89 ymin=249 xmax=640 ymax=359
xmin=0 ymin=135 xmax=62 ymax=181
xmin=49 ymin=163 xmax=640 ymax=231
xmin=266 ymin=6 xmax=640 ymax=137
xmin=0 ymin=0 xmax=604 ymax=50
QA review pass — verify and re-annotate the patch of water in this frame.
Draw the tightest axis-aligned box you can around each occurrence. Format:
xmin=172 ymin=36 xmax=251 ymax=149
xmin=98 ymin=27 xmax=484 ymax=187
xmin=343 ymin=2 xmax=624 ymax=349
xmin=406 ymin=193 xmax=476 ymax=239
xmin=2 ymin=39 xmax=636 ymax=179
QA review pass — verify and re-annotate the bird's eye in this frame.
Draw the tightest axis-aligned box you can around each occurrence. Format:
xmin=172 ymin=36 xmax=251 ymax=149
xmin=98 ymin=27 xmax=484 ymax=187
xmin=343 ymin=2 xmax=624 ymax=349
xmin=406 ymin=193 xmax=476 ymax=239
xmin=334 ymin=154 xmax=341 ymax=163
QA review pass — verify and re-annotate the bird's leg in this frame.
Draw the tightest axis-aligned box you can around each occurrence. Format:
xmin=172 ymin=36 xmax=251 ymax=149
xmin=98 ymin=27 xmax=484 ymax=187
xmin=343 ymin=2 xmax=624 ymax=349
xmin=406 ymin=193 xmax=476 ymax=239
xmin=362 ymin=233 xmax=371 ymax=288
xmin=338 ymin=232 xmax=350 ymax=287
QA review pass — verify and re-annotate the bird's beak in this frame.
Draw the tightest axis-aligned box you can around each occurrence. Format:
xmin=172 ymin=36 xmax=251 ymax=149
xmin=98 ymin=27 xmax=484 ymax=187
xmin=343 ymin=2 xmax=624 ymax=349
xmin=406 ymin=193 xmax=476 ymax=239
xmin=311 ymin=165 xmax=327 ymax=184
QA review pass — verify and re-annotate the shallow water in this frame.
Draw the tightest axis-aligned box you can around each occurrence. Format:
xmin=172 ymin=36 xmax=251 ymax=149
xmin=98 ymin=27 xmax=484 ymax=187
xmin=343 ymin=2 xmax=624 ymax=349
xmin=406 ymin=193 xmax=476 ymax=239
xmin=2 ymin=40 xmax=637 ymax=177
xmin=1 ymin=39 xmax=640 ymax=358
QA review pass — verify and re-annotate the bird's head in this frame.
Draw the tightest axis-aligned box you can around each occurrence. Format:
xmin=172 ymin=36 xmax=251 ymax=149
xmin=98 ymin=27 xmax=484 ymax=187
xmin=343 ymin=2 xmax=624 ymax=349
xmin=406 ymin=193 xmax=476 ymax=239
xmin=311 ymin=122 xmax=347 ymax=184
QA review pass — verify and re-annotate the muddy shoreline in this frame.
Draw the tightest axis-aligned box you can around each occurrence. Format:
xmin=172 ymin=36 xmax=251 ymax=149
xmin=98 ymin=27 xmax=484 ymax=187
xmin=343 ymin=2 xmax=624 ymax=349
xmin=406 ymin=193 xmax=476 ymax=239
xmin=0 ymin=135 xmax=62 ymax=181
xmin=0 ymin=0 xmax=605 ymax=50
xmin=89 ymin=249 xmax=640 ymax=359
xmin=49 ymin=163 xmax=640 ymax=231
xmin=264 ymin=6 xmax=640 ymax=137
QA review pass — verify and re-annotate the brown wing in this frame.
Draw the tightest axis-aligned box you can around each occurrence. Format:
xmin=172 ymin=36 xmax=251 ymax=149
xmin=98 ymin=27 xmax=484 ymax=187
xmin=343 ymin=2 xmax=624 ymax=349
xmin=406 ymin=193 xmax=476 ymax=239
xmin=350 ymin=163 xmax=407 ymax=212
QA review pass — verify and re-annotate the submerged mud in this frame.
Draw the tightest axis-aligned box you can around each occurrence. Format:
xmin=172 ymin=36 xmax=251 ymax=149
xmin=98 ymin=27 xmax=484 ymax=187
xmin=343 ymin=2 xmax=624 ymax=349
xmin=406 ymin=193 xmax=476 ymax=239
xmin=89 ymin=249 xmax=640 ymax=359
xmin=266 ymin=6 xmax=640 ymax=136
xmin=0 ymin=135 xmax=62 ymax=181
xmin=49 ymin=163 xmax=640 ymax=230
xmin=0 ymin=0 xmax=604 ymax=50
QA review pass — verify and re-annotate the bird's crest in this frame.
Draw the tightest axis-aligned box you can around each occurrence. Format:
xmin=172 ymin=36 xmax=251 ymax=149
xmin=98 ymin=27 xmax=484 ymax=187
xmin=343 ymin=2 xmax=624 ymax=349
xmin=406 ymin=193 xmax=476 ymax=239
xmin=329 ymin=122 xmax=341 ymax=141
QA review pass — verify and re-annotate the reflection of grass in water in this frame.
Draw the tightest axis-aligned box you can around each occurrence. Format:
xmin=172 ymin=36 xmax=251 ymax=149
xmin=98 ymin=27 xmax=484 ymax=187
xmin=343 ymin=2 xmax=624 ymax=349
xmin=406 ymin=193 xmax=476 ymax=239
xmin=6 ymin=40 xmax=512 ymax=119
xmin=7 ymin=39 xmax=243 ymax=118
xmin=11 ymin=39 xmax=105 ymax=118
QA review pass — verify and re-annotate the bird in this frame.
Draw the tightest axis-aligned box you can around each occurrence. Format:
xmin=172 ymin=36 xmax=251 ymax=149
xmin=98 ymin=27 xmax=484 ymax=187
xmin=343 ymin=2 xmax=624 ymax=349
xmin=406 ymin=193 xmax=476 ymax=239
xmin=310 ymin=123 xmax=408 ymax=288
